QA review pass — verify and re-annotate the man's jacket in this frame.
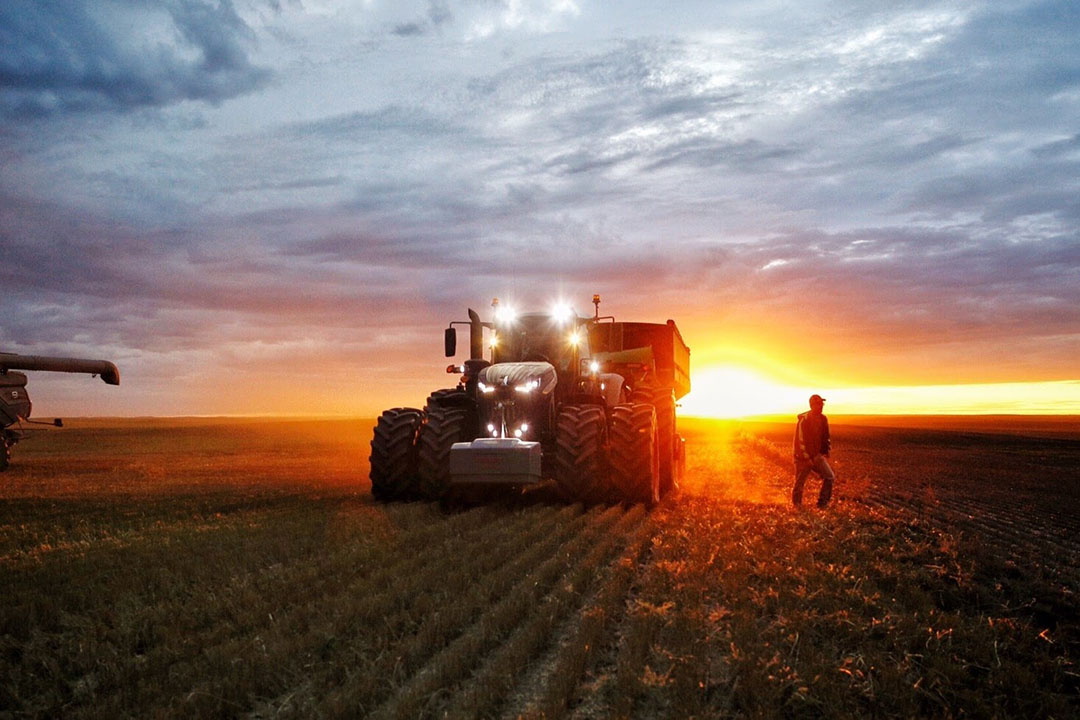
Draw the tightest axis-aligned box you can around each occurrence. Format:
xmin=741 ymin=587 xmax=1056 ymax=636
xmin=793 ymin=411 xmax=830 ymax=462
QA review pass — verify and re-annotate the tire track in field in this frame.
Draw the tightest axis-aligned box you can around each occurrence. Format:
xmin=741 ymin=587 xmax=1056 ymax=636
xmin=564 ymin=432 xmax=746 ymax=720
xmin=439 ymin=506 xmax=652 ymax=719
xmin=503 ymin=506 xmax=659 ymax=719
xmin=361 ymin=505 xmax=645 ymax=720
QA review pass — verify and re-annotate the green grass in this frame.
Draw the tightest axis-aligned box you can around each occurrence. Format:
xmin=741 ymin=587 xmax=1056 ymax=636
xmin=1 ymin=417 xmax=1077 ymax=718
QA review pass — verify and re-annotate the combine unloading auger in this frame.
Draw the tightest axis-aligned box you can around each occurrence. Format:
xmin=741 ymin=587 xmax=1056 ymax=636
xmin=0 ymin=352 xmax=121 ymax=470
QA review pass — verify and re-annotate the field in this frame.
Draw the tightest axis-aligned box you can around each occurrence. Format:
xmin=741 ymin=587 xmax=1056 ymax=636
xmin=1 ymin=416 xmax=1078 ymax=718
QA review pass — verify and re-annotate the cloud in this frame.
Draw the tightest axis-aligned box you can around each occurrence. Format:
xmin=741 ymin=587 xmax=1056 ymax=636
xmin=0 ymin=0 xmax=270 ymax=119
xmin=3 ymin=1 xmax=1079 ymax=413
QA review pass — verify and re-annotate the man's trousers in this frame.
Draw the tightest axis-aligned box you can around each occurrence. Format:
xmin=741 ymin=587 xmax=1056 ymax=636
xmin=793 ymin=455 xmax=835 ymax=508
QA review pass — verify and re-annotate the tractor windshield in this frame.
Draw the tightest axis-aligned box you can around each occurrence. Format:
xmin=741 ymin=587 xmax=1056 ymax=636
xmin=492 ymin=313 xmax=586 ymax=374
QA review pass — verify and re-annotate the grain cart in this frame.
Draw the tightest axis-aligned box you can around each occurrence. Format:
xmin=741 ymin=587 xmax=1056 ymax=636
xmin=0 ymin=352 xmax=121 ymax=470
xmin=369 ymin=296 xmax=689 ymax=505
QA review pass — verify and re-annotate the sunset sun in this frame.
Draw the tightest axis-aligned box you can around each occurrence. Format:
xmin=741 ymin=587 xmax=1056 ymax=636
xmin=680 ymin=366 xmax=802 ymax=419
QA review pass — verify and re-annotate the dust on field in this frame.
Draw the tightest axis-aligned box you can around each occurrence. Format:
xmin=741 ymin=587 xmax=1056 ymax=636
xmin=1 ymin=417 xmax=1077 ymax=718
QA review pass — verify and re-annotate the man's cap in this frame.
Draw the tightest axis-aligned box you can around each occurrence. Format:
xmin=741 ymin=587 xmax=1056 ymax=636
xmin=809 ymin=394 xmax=826 ymax=404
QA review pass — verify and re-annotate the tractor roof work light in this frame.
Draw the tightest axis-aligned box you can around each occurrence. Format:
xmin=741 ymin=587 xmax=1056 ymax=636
xmin=550 ymin=303 xmax=574 ymax=324
xmin=491 ymin=297 xmax=516 ymax=324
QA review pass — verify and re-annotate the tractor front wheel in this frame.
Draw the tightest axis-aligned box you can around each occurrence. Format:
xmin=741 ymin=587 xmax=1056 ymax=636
xmin=554 ymin=404 xmax=607 ymax=502
xmin=609 ymin=404 xmax=660 ymax=507
xmin=416 ymin=406 xmax=469 ymax=500
xmin=369 ymin=407 xmax=422 ymax=501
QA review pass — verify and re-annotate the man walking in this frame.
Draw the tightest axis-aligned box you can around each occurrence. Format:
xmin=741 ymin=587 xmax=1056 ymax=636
xmin=792 ymin=394 xmax=835 ymax=508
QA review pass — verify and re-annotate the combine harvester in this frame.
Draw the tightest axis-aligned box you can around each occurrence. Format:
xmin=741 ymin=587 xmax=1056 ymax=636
xmin=370 ymin=295 xmax=689 ymax=505
xmin=0 ymin=352 xmax=121 ymax=470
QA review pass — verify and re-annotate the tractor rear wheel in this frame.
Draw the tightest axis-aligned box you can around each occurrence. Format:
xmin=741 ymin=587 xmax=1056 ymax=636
xmin=425 ymin=388 xmax=469 ymax=411
xmin=369 ymin=407 xmax=422 ymax=501
xmin=554 ymin=404 xmax=607 ymax=502
xmin=417 ymin=406 xmax=469 ymax=500
xmin=0 ymin=433 xmax=10 ymax=472
xmin=631 ymin=388 xmax=678 ymax=496
xmin=610 ymin=403 xmax=660 ymax=507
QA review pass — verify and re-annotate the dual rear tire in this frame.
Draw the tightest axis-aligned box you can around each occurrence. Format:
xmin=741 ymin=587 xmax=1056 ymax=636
xmin=554 ymin=405 xmax=607 ymax=502
xmin=556 ymin=402 xmax=661 ymax=507
xmin=369 ymin=398 xmax=470 ymax=502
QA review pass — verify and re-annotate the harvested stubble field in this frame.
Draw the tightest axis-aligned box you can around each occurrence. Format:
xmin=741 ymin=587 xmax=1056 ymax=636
xmin=1 ymin=416 xmax=1078 ymax=719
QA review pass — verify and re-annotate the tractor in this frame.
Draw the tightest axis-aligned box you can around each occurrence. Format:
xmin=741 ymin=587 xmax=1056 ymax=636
xmin=369 ymin=295 xmax=690 ymax=505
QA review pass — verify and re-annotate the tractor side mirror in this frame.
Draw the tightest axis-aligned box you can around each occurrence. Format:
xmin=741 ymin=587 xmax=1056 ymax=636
xmin=444 ymin=327 xmax=457 ymax=357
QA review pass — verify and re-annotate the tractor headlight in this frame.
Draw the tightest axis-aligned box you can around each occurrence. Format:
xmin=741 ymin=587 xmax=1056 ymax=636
xmin=479 ymin=382 xmax=495 ymax=394
xmin=568 ymin=329 xmax=582 ymax=347
xmin=589 ymin=360 xmax=600 ymax=374
xmin=515 ymin=379 xmax=540 ymax=394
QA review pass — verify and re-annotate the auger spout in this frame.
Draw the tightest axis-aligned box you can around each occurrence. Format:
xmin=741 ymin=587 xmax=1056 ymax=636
xmin=0 ymin=353 xmax=120 ymax=385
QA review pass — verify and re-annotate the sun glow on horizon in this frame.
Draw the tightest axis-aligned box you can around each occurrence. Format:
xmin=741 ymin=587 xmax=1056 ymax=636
xmin=680 ymin=366 xmax=802 ymax=418
xmin=680 ymin=366 xmax=1080 ymax=418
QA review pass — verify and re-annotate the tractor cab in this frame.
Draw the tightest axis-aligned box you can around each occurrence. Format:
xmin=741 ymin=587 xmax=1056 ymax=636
xmin=490 ymin=310 xmax=595 ymax=401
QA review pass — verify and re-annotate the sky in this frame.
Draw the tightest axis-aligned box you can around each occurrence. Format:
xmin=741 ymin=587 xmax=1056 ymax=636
xmin=1 ymin=0 xmax=1079 ymax=418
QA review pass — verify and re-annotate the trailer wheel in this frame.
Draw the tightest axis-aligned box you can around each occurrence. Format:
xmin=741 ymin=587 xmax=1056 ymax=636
xmin=417 ymin=406 xmax=469 ymax=500
xmin=554 ymin=404 xmax=607 ymax=502
xmin=369 ymin=407 xmax=422 ymax=501
xmin=631 ymin=388 xmax=678 ymax=497
xmin=610 ymin=403 xmax=660 ymax=507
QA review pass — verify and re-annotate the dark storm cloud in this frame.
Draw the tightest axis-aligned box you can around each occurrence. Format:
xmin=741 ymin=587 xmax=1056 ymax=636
xmin=0 ymin=0 xmax=270 ymax=119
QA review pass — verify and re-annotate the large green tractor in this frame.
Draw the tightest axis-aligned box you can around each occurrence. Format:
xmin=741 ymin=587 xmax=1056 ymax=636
xmin=369 ymin=296 xmax=690 ymax=505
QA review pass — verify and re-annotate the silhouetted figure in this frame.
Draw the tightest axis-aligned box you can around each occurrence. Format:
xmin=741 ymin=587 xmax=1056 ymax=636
xmin=792 ymin=394 xmax=834 ymax=508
